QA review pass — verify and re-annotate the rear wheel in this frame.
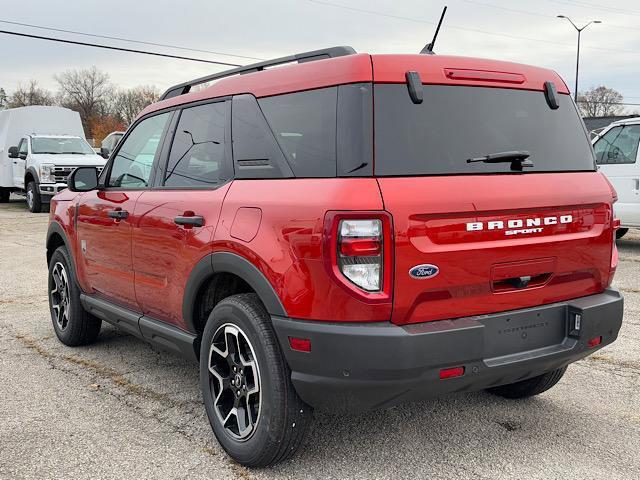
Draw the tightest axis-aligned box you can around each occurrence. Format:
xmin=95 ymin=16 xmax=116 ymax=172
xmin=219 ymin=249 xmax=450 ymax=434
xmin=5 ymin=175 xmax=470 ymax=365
xmin=200 ymin=293 xmax=311 ymax=467
xmin=26 ymin=181 xmax=42 ymax=213
xmin=48 ymin=246 xmax=101 ymax=346
xmin=0 ymin=187 xmax=10 ymax=203
xmin=486 ymin=366 xmax=567 ymax=399
xmin=616 ymin=228 xmax=628 ymax=240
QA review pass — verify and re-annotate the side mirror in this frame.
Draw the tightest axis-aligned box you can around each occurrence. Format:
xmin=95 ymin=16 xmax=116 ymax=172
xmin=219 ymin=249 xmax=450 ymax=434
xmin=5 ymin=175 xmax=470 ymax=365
xmin=8 ymin=146 xmax=18 ymax=159
xmin=68 ymin=166 xmax=99 ymax=192
xmin=100 ymin=147 xmax=110 ymax=159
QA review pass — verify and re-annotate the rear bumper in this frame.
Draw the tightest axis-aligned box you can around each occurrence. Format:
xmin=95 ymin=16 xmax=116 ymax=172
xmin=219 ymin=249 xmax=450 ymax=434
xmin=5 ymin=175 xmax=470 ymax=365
xmin=271 ymin=288 xmax=623 ymax=412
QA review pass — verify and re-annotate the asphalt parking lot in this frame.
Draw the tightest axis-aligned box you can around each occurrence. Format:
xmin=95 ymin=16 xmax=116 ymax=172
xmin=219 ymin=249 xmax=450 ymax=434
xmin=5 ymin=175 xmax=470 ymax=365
xmin=1 ymin=196 xmax=639 ymax=480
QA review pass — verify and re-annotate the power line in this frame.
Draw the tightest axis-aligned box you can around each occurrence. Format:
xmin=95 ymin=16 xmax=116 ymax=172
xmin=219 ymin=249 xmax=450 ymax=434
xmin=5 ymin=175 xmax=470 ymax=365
xmin=462 ymin=0 xmax=640 ymax=32
xmin=0 ymin=18 xmax=265 ymax=61
xmin=0 ymin=29 xmax=242 ymax=67
xmin=308 ymin=0 xmax=640 ymax=55
xmin=546 ymin=0 xmax=640 ymax=16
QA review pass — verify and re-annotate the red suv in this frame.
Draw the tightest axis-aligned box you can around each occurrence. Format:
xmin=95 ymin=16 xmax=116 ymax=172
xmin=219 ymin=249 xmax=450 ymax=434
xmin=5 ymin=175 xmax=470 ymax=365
xmin=47 ymin=47 xmax=624 ymax=467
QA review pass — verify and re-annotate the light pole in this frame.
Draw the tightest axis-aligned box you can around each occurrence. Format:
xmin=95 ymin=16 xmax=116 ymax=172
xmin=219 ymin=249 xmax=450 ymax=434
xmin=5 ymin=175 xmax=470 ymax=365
xmin=557 ymin=16 xmax=602 ymax=103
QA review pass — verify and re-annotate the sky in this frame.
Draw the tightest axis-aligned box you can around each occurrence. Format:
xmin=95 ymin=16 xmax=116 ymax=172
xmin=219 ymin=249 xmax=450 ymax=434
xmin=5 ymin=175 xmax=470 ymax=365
xmin=0 ymin=0 xmax=639 ymax=109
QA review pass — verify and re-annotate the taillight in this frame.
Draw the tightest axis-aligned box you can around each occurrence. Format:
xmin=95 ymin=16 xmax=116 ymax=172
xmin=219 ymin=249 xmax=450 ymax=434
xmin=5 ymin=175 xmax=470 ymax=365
xmin=324 ymin=212 xmax=393 ymax=302
xmin=338 ymin=219 xmax=383 ymax=292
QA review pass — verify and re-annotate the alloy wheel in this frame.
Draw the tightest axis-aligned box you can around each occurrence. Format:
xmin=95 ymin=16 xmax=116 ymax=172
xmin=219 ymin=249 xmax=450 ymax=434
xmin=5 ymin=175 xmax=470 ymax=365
xmin=208 ymin=323 xmax=261 ymax=440
xmin=50 ymin=262 xmax=70 ymax=330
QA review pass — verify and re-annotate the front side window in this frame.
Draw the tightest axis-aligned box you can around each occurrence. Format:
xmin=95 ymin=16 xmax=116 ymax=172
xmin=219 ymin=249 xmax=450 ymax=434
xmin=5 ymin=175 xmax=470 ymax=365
xmin=164 ymin=102 xmax=227 ymax=187
xmin=594 ymin=125 xmax=640 ymax=165
xmin=107 ymin=112 xmax=170 ymax=188
xmin=32 ymin=137 xmax=94 ymax=155
xmin=18 ymin=138 xmax=27 ymax=155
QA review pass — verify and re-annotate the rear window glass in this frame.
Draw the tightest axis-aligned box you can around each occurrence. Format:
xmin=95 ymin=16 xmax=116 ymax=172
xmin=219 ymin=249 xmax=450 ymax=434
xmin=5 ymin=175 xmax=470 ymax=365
xmin=259 ymin=87 xmax=337 ymax=177
xmin=374 ymin=85 xmax=595 ymax=176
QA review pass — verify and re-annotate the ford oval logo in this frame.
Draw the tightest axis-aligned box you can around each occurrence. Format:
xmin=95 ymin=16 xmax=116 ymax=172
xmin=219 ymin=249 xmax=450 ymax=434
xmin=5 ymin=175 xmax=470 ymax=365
xmin=409 ymin=264 xmax=439 ymax=279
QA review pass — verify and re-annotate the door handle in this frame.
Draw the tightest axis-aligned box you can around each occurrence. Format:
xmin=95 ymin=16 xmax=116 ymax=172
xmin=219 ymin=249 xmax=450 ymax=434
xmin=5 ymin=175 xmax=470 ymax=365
xmin=107 ymin=209 xmax=129 ymax=220
xmin=174 ymin=215 xmax=204 ymax=227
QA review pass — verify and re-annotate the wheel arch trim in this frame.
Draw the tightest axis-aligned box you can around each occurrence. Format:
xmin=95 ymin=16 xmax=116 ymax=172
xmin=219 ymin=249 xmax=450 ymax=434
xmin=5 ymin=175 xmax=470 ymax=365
xmin=183 ymin=252 xmax=287 ymax=334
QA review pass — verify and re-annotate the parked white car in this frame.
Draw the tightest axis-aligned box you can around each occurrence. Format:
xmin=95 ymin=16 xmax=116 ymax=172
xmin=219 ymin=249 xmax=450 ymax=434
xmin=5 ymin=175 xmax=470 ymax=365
xmin=0 ymin=106 xmax=107 ymax=212
xmin=592 ymin=117 xmax=640 ymax=239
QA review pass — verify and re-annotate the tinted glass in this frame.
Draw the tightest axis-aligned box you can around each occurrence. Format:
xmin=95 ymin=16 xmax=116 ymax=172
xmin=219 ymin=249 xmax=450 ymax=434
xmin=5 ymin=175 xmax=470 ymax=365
xmin=108 ymin=112 xmax=170 ymax=188
xmin=594 ymin=125 xmax=639 ymax=165
xmin=337 ymin=83 xmax=373 ymax=176
xmin=232 ymin=94 xmax=292 ymax=179
xmin=18 ymin=139 xmax=27 ymax=155
xmin=32 ymin=137 xmax=95 ymax=155
xmin=259 ymin=87 xmax=337 ymax=177
xmin=165 ymin=102 xmax=226 ymax=187
xmin=374 ymin=85 xmax=595 ymax=176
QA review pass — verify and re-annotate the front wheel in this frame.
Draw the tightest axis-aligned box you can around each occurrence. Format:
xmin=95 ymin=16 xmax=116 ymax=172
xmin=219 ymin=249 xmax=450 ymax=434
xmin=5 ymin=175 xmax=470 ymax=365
xmin=48 ymin=246 xmax=102 ymax=346
xmin=486 ymin=366 xmax=567 ymax=399
xmin=26 ymin=181 xmax=42 ymax=213
xmin=200 ymin=293 xmax=311 ymax=467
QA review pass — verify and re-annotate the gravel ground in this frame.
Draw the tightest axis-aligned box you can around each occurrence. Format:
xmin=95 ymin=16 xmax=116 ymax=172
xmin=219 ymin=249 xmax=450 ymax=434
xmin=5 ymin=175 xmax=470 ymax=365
xmin=1 ymin=195 xmax=639 ymax=480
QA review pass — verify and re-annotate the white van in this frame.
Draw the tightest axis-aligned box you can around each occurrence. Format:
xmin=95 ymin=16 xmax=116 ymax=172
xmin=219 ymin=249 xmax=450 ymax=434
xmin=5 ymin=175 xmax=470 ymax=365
xmin=0 ymin=106 xmax=107 ymax=212
xmin=593 ymin=117 xmax=640 ymax=239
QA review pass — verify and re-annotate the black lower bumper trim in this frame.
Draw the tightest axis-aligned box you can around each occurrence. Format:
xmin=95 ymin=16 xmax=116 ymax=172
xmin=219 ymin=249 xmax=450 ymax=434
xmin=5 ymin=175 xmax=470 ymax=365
xmin=271 ymin=289 xmax=623 ymax=412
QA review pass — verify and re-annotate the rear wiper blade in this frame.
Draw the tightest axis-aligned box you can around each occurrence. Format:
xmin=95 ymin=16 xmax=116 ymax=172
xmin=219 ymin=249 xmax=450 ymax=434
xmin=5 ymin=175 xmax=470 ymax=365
xmin=466 ymin=150 xmax=533 ymax=171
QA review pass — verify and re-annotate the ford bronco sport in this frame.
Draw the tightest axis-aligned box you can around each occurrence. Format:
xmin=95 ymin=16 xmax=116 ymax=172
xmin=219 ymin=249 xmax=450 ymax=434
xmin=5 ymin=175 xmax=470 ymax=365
xmin=46 ymin=46 xmax=624 ymax=467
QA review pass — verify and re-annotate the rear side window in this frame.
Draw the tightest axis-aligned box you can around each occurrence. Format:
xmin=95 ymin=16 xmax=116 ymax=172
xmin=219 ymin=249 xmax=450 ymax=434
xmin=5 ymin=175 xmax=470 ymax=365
xmin=259 ymin=87 xmax=337 ymax=177
xmin=594 ymin=125 xmax=640 ymax=165
xmin=165 ymin=102 xmax=228 ymax=187
xmin=374 ymin=85 xmax=595 ymax=176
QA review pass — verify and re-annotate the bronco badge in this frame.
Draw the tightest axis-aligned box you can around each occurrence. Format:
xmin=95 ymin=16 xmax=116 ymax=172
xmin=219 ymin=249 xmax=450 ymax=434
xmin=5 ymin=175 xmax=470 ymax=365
xmin=409 ymin=264 xmax=439 ymax=279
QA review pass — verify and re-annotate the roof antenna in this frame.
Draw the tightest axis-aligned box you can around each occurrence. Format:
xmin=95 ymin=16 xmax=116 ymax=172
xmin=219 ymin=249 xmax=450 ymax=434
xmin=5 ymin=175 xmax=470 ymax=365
xmin=420 ymin=6 xmax=448 ymax=55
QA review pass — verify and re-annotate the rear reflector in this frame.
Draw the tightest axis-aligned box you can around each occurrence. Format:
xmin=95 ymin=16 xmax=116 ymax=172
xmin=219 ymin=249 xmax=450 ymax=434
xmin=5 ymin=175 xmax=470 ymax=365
xmin=439 ymin=366 xmax=465 ymax=379
xmin=587 ymin=336 xmax=602 ymax=348
xmin=288 ymin=337 xmax=311 ymax=353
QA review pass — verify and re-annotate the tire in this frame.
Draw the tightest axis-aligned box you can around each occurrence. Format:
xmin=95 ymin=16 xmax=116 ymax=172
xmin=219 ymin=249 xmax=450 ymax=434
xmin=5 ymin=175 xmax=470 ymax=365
xmin=0 ymin=187 xmax=9 ymax=203
xmin=48 ymin=246 xmax=102 ymax=346
xmin=199 ymin=293 xmax=311 ymax=467
xmin=486 ymin=366 xmax=567 ymax=399
xmin=26 ymin=181 xmax=42 ymax=213
xmin=616 ymin=228 xmax=628 ymax=240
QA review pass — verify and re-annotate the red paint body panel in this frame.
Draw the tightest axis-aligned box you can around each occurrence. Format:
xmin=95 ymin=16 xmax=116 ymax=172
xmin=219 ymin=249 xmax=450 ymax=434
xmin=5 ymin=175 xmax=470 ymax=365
xmin=377 ymin=172 xmax=615 ymax=325
xmin=75 ymin=190 xmax=143 ymax=310
xmin=131 ymin=187 xmax=230 ymax=329
xmin=214 ymin=179 xmax=390 ymax=322
xmin=371 ymin=55 xmax=570 ymax=93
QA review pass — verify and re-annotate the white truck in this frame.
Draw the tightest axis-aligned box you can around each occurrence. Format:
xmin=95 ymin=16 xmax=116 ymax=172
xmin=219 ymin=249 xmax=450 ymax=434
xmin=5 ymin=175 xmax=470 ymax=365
xmin=0 ymin=106 xmax=107 ymax=212
xmin=592 ymin=117 xmax=640 ymax=239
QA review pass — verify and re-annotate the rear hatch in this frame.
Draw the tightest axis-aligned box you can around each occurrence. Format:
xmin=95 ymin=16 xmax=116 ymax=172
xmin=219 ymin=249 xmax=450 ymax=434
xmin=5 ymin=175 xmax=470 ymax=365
xmin=372 ymin=56 xmax=616 ymax=325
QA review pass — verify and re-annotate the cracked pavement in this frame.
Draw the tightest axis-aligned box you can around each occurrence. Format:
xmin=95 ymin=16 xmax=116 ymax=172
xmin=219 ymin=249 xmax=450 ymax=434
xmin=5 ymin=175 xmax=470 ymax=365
xmin=1 ymin=196 xmax=639 ymax=479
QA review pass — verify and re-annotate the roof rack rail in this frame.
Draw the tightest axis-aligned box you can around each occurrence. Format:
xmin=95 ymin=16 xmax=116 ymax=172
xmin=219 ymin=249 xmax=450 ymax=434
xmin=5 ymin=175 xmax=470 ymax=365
xmin=159 ymin=46 xmax=357 ymax=101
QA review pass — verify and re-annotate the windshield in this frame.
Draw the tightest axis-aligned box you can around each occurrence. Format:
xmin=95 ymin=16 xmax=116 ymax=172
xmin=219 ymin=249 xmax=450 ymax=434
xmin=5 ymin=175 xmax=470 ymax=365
xmin=32 ymin=137 xmax=95 ymax=155
xmin=374 ymin=85 xmax=595 ymax=176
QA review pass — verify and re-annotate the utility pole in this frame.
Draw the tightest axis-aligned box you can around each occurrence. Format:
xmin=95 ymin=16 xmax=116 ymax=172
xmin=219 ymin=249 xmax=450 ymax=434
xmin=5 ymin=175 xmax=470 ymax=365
xmin=557 ymin=16 xmax=602 ymax=103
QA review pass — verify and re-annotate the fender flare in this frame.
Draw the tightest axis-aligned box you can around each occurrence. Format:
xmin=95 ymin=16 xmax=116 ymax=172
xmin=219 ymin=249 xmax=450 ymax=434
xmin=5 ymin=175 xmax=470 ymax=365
xmin=46 ymin=221 xmax=76 ymax=272
xmin=183 ymin=252 xmax=287 ymax=334
xmin=25 ymin=166 xmax=39 ymax=185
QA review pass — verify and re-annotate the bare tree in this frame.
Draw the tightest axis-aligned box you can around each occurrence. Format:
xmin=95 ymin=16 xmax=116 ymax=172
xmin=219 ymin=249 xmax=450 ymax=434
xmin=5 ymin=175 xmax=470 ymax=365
xmin=111 ymin=86 xmax=159 ymax=126
xmin=0 ymin=88 xmax=7 ymax=109
xmin=55 ymin=66 xmax=113 ymax=134
xmin=577 ymin=86 xmax=624 ymax=117
xmin=6 ymin=80 xmax=55 ymax=108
